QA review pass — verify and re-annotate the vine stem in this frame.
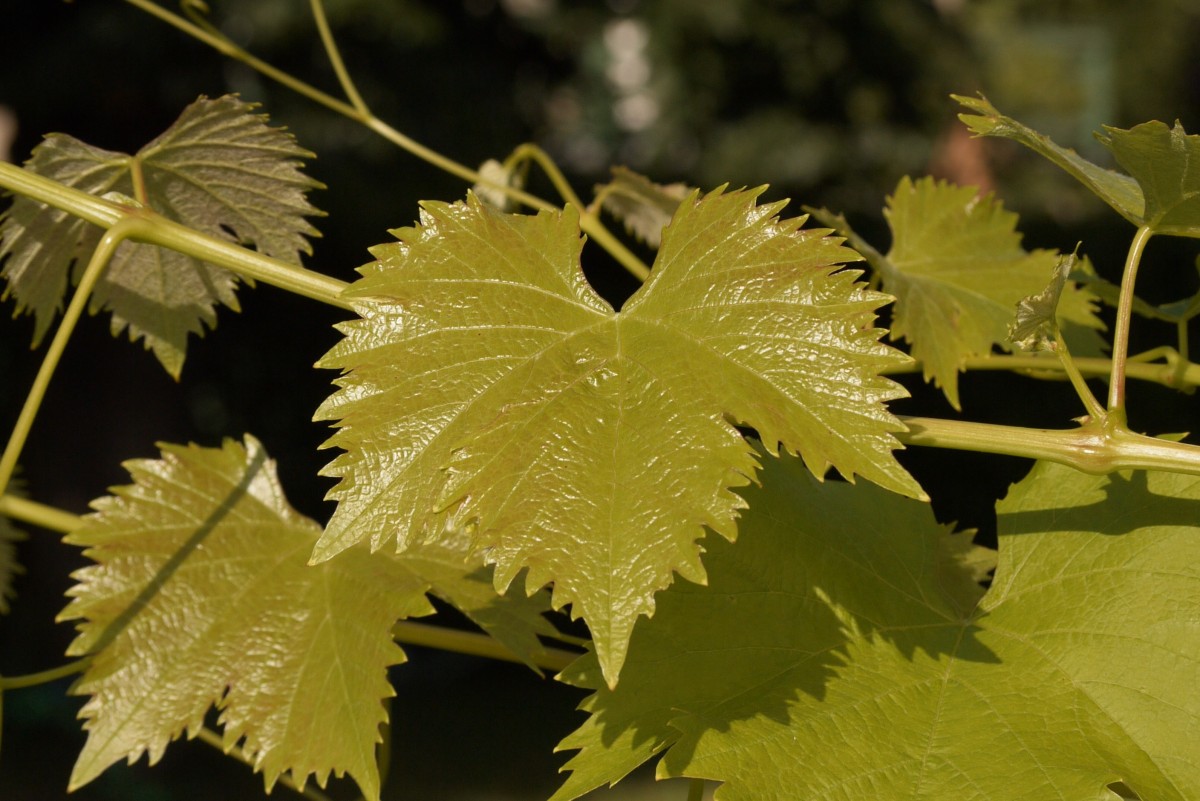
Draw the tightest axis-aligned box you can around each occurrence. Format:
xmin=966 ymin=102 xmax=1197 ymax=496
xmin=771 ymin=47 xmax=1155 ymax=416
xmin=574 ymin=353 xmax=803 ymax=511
xmin=0 ymin=217 xmax=144 ymax=496
xmin=0 ymin=658 xmax=89 ymax=690
xmin=881 ymin=351 xmax=1200 ymax=390
xmin=0 ymin=163 xmax=350 ymax=308
xmin=687 ymin=779 xmax=706 ymax=801
xmin=898 ymin=415 xmax=1200 ymax=476
xmin=121 ymin=0 xmax=653 ymax=283
xmin=1108 ymin=225 xmax=1153 ymax=413
xmin=391 ymin=620 xmax=578 ymax=673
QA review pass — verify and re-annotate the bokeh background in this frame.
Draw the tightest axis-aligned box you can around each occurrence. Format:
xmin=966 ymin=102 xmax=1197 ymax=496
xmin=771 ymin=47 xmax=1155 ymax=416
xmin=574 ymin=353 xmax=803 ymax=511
xmin=2 ymin=1 xmax=1200 ymax=799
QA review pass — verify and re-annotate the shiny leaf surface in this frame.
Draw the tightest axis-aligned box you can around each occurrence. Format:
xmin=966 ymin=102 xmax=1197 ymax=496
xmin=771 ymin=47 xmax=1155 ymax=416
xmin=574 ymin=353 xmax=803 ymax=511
xmin=554 ymin=454 xmax=1200 ymax=801
xmin=316 ymin=187 xmax=921 ymax=685
xmin=59 ymin=436 xmax=549 ymax=799
xmin=0 ymin=95 xmax=322 ymax=376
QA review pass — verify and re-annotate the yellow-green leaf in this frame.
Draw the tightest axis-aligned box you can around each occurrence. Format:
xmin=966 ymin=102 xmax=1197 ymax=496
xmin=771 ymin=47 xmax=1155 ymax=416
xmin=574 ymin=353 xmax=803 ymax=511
xmin=879 ymin=176 xmax=1104 ymax=408
xmin=553 ymin=453 xmax=1200 ymax=801
xmin=316 ymin=188 xmax=921 ymax=687
xmin=0 ymin=95 xmax=323 ymax=377
xmin=59 ymin=436 xmax=544 ymax=799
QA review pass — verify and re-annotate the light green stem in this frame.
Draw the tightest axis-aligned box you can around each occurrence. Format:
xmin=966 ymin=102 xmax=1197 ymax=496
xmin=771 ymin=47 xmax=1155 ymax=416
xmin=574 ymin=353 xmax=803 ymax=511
xmin=310 ymin=0 xmax=370 ymax=116
xmin=1108 ymin=225 xmax=1153 ymax=412
xmin=0 ymin=164 xmax=350 ymax=308
xmin=899 ymin=415 xmax=1200 ymax=476
xmin=391 ymin=620 xmax=577 ymax=673
xmin=687 ymin=779 xmax=706 ymax=801
xmin=0 ymin=658 xmax=90 ymax=690
xmin=0 ymin=218 xmax=144 ymax=496
xmin=122 ymin=0 xmax=652 ymax=282
xmin=882 ymin=352 xmax=1200 ymax=392
xmin=1052 ymin=330 xmax=1106 ymax=421
xmin=0 ymin=494 xmax=82 ymax=533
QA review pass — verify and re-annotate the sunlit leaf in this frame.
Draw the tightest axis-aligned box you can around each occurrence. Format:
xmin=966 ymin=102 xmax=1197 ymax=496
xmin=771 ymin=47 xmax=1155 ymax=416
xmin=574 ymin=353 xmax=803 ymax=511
xmin=59 ymin=436 xmax=550 ymax=799
xmin=877 ymin=176 xmax=1104 ymax=408
xmin=553 ymin=453 xmax=1200 ymax=801
xmin=316 ymin=188 xmax=922 ymax=686
xmin=0 ymin=95 xmax=323 ymax=377
xmin=595 ymin=166 xmax=694 ymax=247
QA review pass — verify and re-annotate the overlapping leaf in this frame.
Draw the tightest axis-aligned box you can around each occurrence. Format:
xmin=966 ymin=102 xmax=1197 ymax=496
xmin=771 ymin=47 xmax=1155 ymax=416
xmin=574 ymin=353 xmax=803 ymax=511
xmin=553 ymin=453 xmax=1200 ymax=801
xmin=315 ymin=188 xmax=922 ymax=686
xmin=0 ymin=506 xmax=24 ymax=615
xmin=0 ymin=95 xmax=322 ymax=376
xmin=595 ymin=167 xmax=694 ymax=247
xmin=876 ymin=176 xmax=1104 ymax=408
xmin=957 ymin=94 xmax=1200 ymax=238
xmin=59 ymin=436 xmax=553 ymax=800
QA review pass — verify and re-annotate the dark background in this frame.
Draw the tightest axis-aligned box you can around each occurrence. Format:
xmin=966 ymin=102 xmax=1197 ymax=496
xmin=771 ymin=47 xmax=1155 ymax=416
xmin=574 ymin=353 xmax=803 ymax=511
xmin=2 ymin=1 xmax=1199 ymax=799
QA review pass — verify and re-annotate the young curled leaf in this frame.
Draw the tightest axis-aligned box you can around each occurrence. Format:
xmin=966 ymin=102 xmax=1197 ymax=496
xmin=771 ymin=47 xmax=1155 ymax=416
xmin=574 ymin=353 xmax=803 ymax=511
xmin=1008 ymin=248 xmax=1080 ymax=352
xmin=594 ymin=166 xmax=695 ymax=247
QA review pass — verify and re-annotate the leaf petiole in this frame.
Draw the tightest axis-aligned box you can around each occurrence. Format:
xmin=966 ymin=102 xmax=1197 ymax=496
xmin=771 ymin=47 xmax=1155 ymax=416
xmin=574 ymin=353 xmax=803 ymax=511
xmin=0 ymin=658 xmax=90 ymax=690
xmin=391 ymin=620 xmax=578 ymax=674
xmin=1108 ymin=225 xmax=1154 ymax=413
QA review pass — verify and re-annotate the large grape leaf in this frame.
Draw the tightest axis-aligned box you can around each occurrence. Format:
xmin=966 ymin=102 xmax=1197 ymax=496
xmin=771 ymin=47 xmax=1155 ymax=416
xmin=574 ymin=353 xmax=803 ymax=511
xmin=315 ymin=188 xmax=923 ymax=686
xmin=553 ymin=453 xmax=1200 ymax=800
xmin=877 ymin=176 xmax=1104 ymax=409
xmin=0 ymin=95 xmax=323 ymax=377
xmin=58 ymin=435 xmax=552 ymax=799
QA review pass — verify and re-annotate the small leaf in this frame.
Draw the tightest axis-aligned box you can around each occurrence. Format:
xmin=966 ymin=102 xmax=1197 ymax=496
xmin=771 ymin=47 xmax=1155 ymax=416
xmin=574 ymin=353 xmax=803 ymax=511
xmin=60 ymin=436 xmax=542 ymax=799
xmin=1097 ymin=120 xmax=1200 ymax=237
xmin=316 ymin=188 xmax=922 ymax=686
xmin=0 ymin=95 xmax=323 ymax=377
xmin=553 ymin=453 xmax=1200 ymax=801
xmin=954 ymin=93 xmax=1144 ymax=225
xmin=878 ymin=176 xmax=1103 ymax=408
xmin=1008 ymin=247 xmax=1078 ymax=351
xmin=595 ymin=166 xmax=694 ymax=247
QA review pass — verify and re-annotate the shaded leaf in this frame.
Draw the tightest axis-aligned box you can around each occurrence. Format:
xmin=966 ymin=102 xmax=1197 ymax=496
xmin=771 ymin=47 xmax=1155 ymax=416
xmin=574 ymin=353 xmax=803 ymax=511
xmin=59 ymin=436 xmax=549 ymax=799
xmin=954 ymin=93 xmax=1144 ymax=225
xmin=595 ymin=166 xmax=694 ymax=247
xmin=0 ymin=502 xmax=24 ymax=615
xmin=878 ymin=176 xmax=1104 ymax=408
xmin=1097 ymin=121 xmax=1200 ymax=237
xmin=316 ymin=188 xmax=921 ymax=686
xmin=554 ymin=453 xmax=1200 ymax=801
xmin=0 ymin=95 xmax=323 ymax=377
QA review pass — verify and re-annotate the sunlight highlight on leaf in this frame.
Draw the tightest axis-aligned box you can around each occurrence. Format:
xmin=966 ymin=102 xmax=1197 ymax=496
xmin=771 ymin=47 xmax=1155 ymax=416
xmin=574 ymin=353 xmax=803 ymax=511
xmin=315 ymin=187 xmax=922 ymax=686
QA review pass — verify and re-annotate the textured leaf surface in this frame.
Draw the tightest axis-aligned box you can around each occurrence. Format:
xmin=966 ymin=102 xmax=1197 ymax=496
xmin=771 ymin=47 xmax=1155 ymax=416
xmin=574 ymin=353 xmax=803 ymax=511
xmin=0 ymin=95 xmax=322 ymax=376
xmin=595 ymin=167 xmax=694 ymax=247
xmin=1009 ymin=249 xmax=1077 ymax=351
xmin=59 ymin=436 xmax=549 ymax=799
xmin=879 ymin=176 xmax=1104 ymax=408
xmin=316 ymin=188 xmax=921 ymax=685
xmin=553 ymin=453 xmax=1200 ymax=801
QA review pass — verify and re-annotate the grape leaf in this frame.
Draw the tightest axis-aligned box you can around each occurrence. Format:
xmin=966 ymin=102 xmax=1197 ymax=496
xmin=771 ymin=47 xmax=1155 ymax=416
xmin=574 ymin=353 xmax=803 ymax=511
xmin=1008 ymin=248 xmax=1078 ymax=351
xmin=954 ymin=94 xmax=1144 ymax=225
xmin=877 ymin=176 xmax=1104 ymax=409
xmin=58 ymin=435 xmax=551 ymax=799
xmin=553 ymin=453 xmax=1200 ymax=801
xmin=1097 ymin=121 xmax=1200 ymax=237
xmin=315 ymin=188 xmax=922 ymax=686
xmin=0 ymin=95 xmax=323 ymax=377
xmin=595 ymin=166 xmax=694 ymax=247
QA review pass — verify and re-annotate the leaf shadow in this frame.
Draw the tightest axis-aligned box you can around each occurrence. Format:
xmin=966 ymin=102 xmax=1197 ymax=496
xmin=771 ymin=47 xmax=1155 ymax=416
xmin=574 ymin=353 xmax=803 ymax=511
xmin=78 ymin=443 xmax=268 ymax=656
xmin=999 ymin=469 xmax=1199 ymax=536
